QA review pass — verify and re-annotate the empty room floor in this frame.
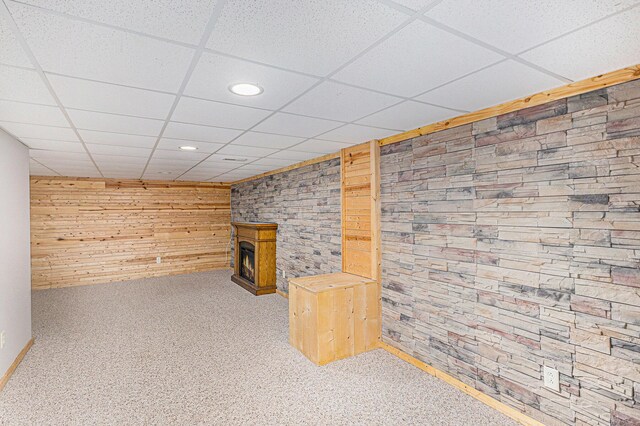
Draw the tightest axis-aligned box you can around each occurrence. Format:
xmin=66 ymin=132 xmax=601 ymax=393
xmin=0 ymin=270 xmax=516 ymax=425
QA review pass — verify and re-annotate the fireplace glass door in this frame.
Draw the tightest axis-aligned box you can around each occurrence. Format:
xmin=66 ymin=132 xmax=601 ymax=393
xmin=239 ymin=241 xmax=256 ymax=283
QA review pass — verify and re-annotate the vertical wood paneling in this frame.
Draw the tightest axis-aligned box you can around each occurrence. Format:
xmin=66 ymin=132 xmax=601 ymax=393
xmin=341 ymin=140 xmax=380 ymax=280
xmin=30 ymin=177 xmax=231 ymax=289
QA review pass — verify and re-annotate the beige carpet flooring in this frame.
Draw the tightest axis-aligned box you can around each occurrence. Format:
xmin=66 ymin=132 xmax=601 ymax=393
xmin=0 ymin=270 xmax=516 ymax=425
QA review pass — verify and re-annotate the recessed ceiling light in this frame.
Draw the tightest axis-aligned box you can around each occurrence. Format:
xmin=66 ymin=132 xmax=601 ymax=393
xmin=222 ymin=157 xmax=248 ymax=162
xmin=229 ymin=83 xmax=263 ymax=96
xmin=158 ymin=171 xmax=173 ymax=175
xmin=179 ymin=146 xmax=198 ymax=151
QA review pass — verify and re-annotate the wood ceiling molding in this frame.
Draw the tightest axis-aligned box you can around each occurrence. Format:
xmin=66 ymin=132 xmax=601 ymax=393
xmin=232 ymin=64 xmax=640 ymax=185
xmin=232 ymin=152 xmax=340 ymax=185
xmin=378 ymin=63 xmax=640 ymax=147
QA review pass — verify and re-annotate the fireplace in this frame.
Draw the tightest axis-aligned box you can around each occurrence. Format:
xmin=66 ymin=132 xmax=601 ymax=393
xmin=240 ymin=242 xmax=255 ymax=283
xmin=231 ymin=222 xmax=278 ymax=295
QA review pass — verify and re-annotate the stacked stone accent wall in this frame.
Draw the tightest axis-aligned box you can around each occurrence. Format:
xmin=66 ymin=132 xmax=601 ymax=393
xmin=380 ymin=79 xmax=640 ymax=425
xmin=231 ymin=159 xmax=342 ymax=292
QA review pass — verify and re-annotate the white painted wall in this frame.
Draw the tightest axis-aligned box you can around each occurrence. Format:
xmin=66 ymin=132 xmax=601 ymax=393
xmin=0 ymin=129 xmax=32 ymax=376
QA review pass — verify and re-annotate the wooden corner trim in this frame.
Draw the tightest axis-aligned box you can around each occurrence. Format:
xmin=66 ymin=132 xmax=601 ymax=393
xmin=378 ymin=341 xmax=545 ymax=426
xmin=379 ymin=64 xmax=640 ymax=147
xmin=232 ymin=152 xmax=340 ymax=185
xmin=231 ymin=64 xmax=640 ymax=184
xmin=0 ymin=338 xmax=34 ymax=393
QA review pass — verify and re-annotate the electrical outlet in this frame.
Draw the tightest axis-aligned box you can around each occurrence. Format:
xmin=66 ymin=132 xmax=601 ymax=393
xmin=156 ymin=256 xmax=161 ymax=264
xmin=544 ymin=366 xmax=560 ymax=392
xmin=282 ymin=270 xmax=286 ymax=279
xmin=0 ymin=331 xmax=5 ymax=349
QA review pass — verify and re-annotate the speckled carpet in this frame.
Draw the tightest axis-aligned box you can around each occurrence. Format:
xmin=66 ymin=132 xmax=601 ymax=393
xmin=0 ymin=270 xmax=516 ymax=425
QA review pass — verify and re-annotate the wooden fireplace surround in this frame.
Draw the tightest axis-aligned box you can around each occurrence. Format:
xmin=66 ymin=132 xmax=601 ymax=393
xmin=231 ymin=222 xmax=278 ymax=296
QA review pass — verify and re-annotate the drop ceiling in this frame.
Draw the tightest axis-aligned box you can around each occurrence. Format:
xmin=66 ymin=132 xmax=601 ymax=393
xmin=1 ymin=0 xmax=639 ymax=182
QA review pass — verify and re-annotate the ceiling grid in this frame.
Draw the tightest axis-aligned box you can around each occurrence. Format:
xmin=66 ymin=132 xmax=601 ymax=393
xmin=0 ymin=0 xmax=638 ymax=181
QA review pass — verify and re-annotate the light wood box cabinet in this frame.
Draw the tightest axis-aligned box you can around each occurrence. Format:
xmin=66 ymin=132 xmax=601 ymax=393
xmin=288 ymin=273 xmax=380 ymax=365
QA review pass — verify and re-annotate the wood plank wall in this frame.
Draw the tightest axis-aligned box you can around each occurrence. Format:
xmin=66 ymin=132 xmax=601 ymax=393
xmin=341 ymin=140 xmax=381 ymax=281
xmin=30 ymin=177 xmax=231 ymax=289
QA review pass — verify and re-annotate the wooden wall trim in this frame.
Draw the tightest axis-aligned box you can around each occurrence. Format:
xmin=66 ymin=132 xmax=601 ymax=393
xmin=341 ymin=141 xmax=378 ymax=279
xmin=232 ymin=152 xmax=340 ymax=185
xmin=231 ymin=64 xmax=640 ymax=185
xmin=0 ymin=338 xmax=34 ymax=393
xmin=379 ymin=341 xmax=545 ymax=426
xmin=379 ymin=63 xmax=640 ymax=147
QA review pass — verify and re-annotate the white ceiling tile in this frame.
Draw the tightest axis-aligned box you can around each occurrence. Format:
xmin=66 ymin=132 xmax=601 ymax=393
xmin=144 ymin=168 xmax=190 ymax=177
xmin=186 ymin=51 xmax=319 ymax=110
xmin=520 ymin=7 xmax=640 ymax=81
xmin=101 ymin=171 xmax=143 ymax=179
xmin=0 ymin=18 xmax=31 ymax=67
xmin=68 ymin=110 xmax=164 ymax=136
xmin=47 ymin=74 xmax=175 ymax=119
xmin=290 ymin=139 xmax=350 ymax=154
xmin=268 ymin=150 xmax=319 ymax=161
xmin=99 ymin=164 xmax=145 ymax=172
xmin=8 ymin=2 xmax=194 ymax=91
xmin=235 ymin=164 xmax=274 ymax=172
xmin=152 ymin=149 xmax=208 ymax=161
xmin=163 ymin=121 xmax=242 ymax=143
xmin=416 ymin=60 xmax=565 ymax=111
xmin=357 ymin=100 xmax=455 ymax=131
xmin=192 ymin=164 xmax=237 ymax=174
xmin=87 ymin=144 xmax=151 ymax=157
xmin=318 ymin=124 xmax=400 ymax=144
xmin=392 ymin=0 xmax=435 ymax=11
xmin=0 ymin=100 xmax=68 ymax=126
xmin=29 ymin=150 xmax=90 ymax=161
xmin=17 ymin=0 xmax=218 ymax=45
xmin=230 ymin=132 xmax=304 ymax=149
xmin=205 ymin=154 xmax=252 ymax=163
xmin=0 ymin=121 xmax=78 ymax=141
xmin=207 ymin=0 xmax=407 ymax=75
xmin=212 ymin=169 xmax=255 ymax=177
xmin=79 ymin=130 xmax=157 ymax=148
xmin=156 ymin=138 xmax=224 ymax=153
xmin=231 ymin=132 xmax=305 ymax=149
xmin=141 ymin=173 xmax=177 ymax=180
xmin=147 ymin=157 xmax=199 ymax=167
xmin=251 ymin=157 xmax=298 ymax=167
xmin=253 ymin=113 xmax=342 ymax=138
xmin=190 ymin=160 xmax=237 ymax=171
xmin=333 ymin=20 xmax=504 ymax=97
xmin=0 ymin=65 xmax=55 ymax=104
xmin=23 ymin=138 xmax=85 ymax=152
xmin=92 ymin=154 xmax=148 ymax=166
xmin=216 ymin=144 xmax=277 ymax=158
xmin=54 ymin=169 xmax=102 ymax=178
xmin=175 ymin=173 xmax=213 ymax=182
xmin=283 ymin=81 xmax=401 ymax=122
xmin=426 ymin=0 xmax=638 ymax=54
xmin=172 ymin=97 xmax=272 ymax=129
xmin=29 ymin=161 xmax=55 ymax=175
xmin=186 ymin=165 xmax=236 ymax=176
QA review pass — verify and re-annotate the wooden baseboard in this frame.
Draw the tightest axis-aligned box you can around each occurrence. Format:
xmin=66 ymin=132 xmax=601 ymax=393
xmin=0 ymin=338 xmax=34 ymax=393
xmin=378 ymin=341 xmax=544 ymax=426
xmin=276 ymin=289 xmax=289 ymax=299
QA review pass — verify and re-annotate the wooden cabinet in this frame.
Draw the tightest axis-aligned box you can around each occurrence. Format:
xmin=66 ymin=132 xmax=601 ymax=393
xmin=231 ymin=222 xmax=277 ymax=295
xmin=289 ymin=273 xmax=380 ymax=365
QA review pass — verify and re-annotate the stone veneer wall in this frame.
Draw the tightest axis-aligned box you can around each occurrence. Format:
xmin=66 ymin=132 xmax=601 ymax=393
xmin=231 ymin=158 xmax=342 ymax=292
xmin=380 ymin=79 xmax=640 ymax=426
